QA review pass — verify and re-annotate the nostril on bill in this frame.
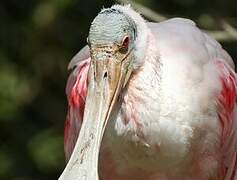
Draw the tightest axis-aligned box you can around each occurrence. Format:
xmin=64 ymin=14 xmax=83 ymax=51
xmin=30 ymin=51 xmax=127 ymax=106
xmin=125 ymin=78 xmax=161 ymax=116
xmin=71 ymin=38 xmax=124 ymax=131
xmin=103 ymin=72 xmax=108 ymax=79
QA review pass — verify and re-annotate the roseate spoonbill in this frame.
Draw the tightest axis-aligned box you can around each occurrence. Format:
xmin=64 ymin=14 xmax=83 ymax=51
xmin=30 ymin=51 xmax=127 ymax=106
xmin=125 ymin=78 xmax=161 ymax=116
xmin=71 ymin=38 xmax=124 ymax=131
xmin=59 ymin=5 xmax=237 ymax=180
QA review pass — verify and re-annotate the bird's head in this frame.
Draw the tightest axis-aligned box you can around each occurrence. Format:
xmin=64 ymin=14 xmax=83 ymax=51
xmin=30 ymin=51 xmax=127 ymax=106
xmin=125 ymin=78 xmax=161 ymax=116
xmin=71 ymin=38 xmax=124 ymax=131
xmin=88 ymin=5 xmax=148 ymax=84
xmin=88 ymin=7 xmax=136 ymax=92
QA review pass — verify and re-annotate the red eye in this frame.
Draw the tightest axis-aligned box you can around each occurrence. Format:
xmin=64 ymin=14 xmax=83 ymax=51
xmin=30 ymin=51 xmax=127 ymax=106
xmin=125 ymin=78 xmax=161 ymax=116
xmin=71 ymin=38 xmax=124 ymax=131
xmin=122 ymin=36 xmax=129 ymax=48
xmin=120 ymin=36 xmax=129 ymax=54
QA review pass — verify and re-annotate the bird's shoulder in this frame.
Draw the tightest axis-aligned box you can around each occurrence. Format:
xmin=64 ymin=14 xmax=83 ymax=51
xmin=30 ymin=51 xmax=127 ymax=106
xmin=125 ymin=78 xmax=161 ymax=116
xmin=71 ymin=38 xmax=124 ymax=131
xmin=147 ymin=18 xmax=234 ymax=69
xmin=66 ymin=45 xmax=90 ymax=99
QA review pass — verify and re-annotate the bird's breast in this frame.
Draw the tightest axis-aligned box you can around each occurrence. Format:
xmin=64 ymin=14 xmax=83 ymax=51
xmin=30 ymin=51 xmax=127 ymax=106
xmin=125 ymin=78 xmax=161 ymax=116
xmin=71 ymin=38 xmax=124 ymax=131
xmin=99 ymin=57 xmax=222 ymax=179
xmin=100 ymin=66 xmax=192 ymax=172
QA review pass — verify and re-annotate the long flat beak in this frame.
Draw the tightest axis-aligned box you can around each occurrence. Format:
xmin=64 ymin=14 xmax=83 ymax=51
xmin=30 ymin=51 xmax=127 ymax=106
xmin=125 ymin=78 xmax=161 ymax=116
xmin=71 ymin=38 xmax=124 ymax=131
xmin=59 ymin=55 xmax=131 ymax=180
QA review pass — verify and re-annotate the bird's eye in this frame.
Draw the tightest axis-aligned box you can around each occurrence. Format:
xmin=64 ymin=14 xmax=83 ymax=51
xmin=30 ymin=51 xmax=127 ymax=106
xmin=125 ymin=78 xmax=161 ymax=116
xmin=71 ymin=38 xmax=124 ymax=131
xmin=119 ymin=36 xmax=129 ymax=54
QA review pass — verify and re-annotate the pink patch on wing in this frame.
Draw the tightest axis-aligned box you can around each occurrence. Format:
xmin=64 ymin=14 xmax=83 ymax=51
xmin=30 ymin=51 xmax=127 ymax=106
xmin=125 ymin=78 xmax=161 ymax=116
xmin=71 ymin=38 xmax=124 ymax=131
xmin=215 ymin=60 xmax=237 ymax=180
xmin=216 ymin=61 xmax=236 ymax=142
xmin=64 ymin=59 xmax=90 ymax=160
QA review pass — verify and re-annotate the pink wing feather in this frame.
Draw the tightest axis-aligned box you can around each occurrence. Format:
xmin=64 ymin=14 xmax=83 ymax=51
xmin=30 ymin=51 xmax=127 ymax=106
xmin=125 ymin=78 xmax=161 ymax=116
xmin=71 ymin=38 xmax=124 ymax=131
xmin=64 ymin=46 xmax=90 ymax=161
xmin=216 ymin=61 xmax=237 ymax=180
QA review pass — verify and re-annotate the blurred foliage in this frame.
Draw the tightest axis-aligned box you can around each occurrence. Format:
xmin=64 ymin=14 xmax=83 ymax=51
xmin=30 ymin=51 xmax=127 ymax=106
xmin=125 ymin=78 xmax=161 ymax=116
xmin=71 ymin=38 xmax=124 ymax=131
xmin=0 ymin=0 xmax=236 ymax=179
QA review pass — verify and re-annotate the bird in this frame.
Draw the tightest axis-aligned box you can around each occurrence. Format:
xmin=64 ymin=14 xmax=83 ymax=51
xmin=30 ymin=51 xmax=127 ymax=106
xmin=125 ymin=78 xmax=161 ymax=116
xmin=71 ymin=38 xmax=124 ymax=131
xmin=59 ymin=4 xmax=237 ymax=180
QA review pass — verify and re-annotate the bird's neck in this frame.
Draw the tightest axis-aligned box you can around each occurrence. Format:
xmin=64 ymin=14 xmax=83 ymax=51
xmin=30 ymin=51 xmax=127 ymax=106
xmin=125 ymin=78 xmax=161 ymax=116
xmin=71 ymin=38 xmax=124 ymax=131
xmin=119 ymin=32 xmax=161 ymax=142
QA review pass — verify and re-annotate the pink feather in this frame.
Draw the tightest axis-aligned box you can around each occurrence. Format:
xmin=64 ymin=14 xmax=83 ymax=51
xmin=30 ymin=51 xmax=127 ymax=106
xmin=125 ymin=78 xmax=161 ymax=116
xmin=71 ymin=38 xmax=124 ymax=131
xmin=216 ymin=61 xmax=237 ymax=179
xmin=64 ymin=58 xmax=89 ymax=161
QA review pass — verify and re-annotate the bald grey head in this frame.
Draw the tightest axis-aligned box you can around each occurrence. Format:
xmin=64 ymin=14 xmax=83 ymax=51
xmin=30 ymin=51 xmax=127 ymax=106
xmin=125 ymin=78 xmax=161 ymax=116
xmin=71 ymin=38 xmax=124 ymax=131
xmin=88 ymin=8 xmax=137 ymax=49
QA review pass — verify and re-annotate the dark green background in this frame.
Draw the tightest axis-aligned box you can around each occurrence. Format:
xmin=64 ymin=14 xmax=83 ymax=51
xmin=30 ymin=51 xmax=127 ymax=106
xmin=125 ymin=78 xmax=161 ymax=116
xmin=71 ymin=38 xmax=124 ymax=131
xmin=0 ymin=0 xmax=236 ymax=179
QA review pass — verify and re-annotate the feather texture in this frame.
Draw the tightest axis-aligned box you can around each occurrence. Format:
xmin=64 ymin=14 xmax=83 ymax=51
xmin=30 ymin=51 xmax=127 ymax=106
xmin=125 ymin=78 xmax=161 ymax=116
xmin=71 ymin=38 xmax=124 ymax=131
xmin=216 ymin=61 xmax=237 ymax=179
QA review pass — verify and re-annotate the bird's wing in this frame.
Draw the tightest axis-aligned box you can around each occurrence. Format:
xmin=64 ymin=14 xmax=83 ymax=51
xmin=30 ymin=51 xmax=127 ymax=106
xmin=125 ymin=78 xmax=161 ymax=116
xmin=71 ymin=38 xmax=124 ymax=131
xmin=216 ymin=61 xmax=237 ymax=180
xmin=64 ymin=46 xmax=90 ymax=161
xmin=67 ymin=45 xmax=90 ymax=70
xmin=148 ymin=18 xmax=237 ymax=179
